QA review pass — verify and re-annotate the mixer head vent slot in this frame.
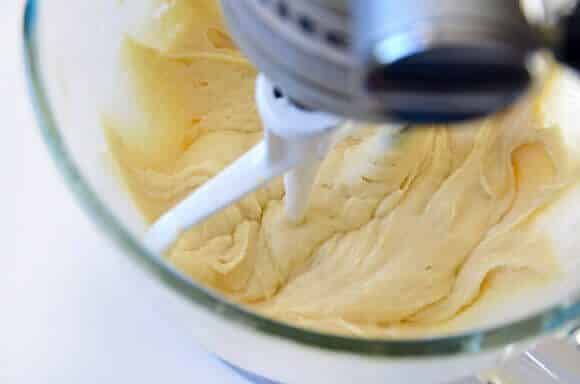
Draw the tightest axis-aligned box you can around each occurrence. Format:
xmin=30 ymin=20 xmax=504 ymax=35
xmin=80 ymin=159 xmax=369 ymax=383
xmin=250 ymin=0 xmax=350 ymax=51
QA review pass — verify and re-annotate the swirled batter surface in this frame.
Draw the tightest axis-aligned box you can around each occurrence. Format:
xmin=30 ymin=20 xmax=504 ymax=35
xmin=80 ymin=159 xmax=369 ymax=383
xmin=105 ymin=0 xmax=580 ymax=337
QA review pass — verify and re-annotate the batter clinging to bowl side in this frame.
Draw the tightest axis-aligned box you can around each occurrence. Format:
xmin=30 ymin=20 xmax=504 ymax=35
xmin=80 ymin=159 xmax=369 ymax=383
xmin=105 ymin=0 xmax=580 ymax=337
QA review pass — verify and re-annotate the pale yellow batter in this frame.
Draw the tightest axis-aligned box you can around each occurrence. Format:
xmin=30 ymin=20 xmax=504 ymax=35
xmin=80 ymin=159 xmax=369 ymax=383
xmin=105 ymin=0 xmax=580 ymax=337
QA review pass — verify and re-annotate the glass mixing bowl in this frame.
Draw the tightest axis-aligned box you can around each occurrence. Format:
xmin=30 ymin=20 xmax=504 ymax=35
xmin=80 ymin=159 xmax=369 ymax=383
xmin=23 ymin=0 xmax=580 ymax=382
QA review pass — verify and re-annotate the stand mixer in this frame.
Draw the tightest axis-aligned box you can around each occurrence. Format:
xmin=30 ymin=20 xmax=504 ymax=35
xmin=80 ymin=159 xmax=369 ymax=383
xmin=144 ymin=0 xmax=580 ymax=253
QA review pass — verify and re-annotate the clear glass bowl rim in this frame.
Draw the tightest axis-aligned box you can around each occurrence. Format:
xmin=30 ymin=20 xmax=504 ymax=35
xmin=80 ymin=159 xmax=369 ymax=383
xmin=22 ymin=0 xmax=580 ymax=358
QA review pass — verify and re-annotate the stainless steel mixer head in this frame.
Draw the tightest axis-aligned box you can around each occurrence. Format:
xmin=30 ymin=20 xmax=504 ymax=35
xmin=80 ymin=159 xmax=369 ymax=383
xmin=220 ymin=0 xmax=580 ymax=124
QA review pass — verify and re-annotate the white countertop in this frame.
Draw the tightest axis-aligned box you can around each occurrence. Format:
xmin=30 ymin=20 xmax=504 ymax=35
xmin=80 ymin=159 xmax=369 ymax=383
xmin=1 ymin=2 xmax=579 ymax=384
xmin=0 ymin=2 xmax=243 ymax=383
